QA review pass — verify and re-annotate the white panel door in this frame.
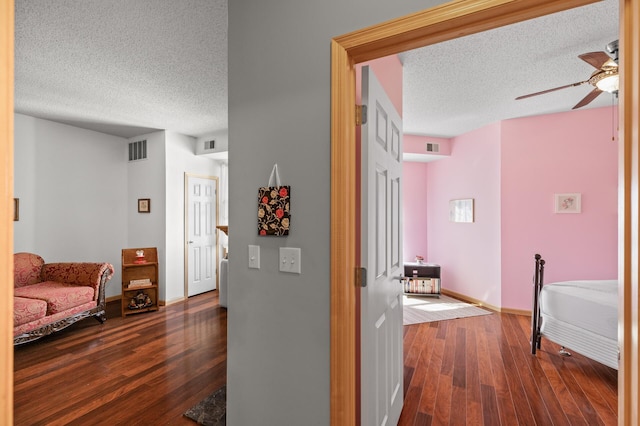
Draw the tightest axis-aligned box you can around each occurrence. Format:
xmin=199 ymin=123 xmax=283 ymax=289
xmin=187 ymin=175 xmax=218 ymax=297
xmin=361 ymin=66 xmax=404 ymax=426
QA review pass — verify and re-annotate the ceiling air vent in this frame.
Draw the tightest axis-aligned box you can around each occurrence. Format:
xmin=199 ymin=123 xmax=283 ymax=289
xmin=426 ymin=142 xmax=440 ymax=153
xmin=204 ymin=140 xmax=216 ymax=150
xmin=128 ymin=139 xmax=147 ymax=162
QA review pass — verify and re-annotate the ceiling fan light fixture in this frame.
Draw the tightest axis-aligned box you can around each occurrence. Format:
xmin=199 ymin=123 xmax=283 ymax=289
xmin=594 ymin=72 xmax=619 ymax=93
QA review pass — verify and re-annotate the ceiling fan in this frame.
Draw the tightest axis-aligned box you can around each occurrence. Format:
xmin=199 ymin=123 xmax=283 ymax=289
xmin=516 ymin=40 xmax=619 ymax=110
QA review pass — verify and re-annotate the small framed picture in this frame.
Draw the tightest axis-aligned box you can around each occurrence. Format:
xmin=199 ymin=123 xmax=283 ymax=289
xmin=138 ymin=198 xmax=151 ymax=213
xmin=449 ymin=198 xmax=474 ymax=223
xmin=13 ymin=198 xmax=19 ymax=221
xmin=554 ymin=193 xmax=581 ymax=214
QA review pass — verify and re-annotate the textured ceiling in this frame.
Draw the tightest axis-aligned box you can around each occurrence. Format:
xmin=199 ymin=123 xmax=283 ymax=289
xmin=14 ymin=0 xmax=618 ymax=140
xmin=401 ymin=0 xmax=619 ymax=137
xmin=15 ymin=0 xmax=228 ymax=138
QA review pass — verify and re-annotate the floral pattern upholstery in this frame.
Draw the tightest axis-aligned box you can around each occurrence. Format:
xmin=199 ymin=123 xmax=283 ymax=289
xmin=14 ymin=282 xmax=95 ymax=314
xmin=14 ymin=296 xmax=47 ymax=327
xmin=13 ymin=301 xmax=96 ymax=336
xmin=41 ymin=262 xmax=114 ymax=301
xmin=14 ymin=252 xmax=45 ymax=287
xmin=13 ymin=252 xmax=115 ymax=343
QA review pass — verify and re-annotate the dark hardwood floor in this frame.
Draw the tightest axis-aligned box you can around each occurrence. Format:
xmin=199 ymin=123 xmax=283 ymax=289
xmin=14 ymin=292 xmax=617 ymax=425
xmin=14 ymin=291 xmax=226 ymax=426
xmin=399 ymin=311 xmax=618 ymax=426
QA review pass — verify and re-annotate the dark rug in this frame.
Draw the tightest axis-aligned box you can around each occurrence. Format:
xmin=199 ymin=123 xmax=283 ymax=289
xmin=183 ymin=385 xmax=226 ymax=426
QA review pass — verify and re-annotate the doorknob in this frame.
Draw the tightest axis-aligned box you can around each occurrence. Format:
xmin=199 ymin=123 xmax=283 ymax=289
xmin=188 ymin=240 xmax=194 ymax=244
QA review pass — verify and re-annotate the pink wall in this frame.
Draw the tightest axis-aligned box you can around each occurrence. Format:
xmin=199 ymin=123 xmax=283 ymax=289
xmin=426 ymin=123 xmax=503 ymax=307
xmin=421 ymin=106 xmax=617 ymax=310
xmin=500 ymin=107 xmax=618 ymax=310
xmin=402 ymin=134 xmax=452 ymax=262
xmin=356 ymin=55 xmax=617 ymax=311
xmin=402 ymin=160 xmax=429 ymax=262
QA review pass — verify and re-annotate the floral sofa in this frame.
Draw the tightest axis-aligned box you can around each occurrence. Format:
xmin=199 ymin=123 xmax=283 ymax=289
xmin=13 ymin=252 xmax=114 ymax=345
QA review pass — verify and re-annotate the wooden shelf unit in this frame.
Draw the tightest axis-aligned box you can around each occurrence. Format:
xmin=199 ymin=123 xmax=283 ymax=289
xmin=402 ymin=262 xmax=441 ymax=297
xmin=121 ymin=247 xmax=159 ymax=317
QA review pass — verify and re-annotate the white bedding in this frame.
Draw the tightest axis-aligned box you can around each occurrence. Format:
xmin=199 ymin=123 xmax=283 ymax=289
xmin=540 ymin=280 xmax=618 ymax=341
xmin=539 ymin=279 xmax=618 ymax=369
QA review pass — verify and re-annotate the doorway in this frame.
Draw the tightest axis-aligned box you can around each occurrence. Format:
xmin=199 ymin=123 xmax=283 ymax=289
xmin=329 ymin=0 xmax=639 ymax=424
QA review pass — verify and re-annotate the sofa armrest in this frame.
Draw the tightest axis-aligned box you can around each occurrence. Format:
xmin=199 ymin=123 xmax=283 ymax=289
xmin=41 ymin=263 xmax=115 ymax=300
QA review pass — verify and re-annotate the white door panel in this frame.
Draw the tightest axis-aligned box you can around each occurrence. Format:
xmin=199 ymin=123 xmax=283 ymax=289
xmin=361 ymin=66 xmax=403 ymax=426
xmin=187 ymin=175 xmax=218 ymax=297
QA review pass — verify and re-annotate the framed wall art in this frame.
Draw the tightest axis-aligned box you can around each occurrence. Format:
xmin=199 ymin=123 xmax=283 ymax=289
xmin=449 ymin=198 xmax=474 ymax=223
xmin=138 ymin=198 xmax=151 ymax=213
xmin=554 ymin=193 xmax=581 ymax=214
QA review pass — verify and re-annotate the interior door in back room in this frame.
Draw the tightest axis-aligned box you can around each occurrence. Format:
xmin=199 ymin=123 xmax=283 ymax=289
xmin=186 ymin=174 xmax=219 ymax=297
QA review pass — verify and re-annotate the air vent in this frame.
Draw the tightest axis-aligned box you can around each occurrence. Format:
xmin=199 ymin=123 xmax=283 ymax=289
xmin=426 ymin=143 xmax=440 ymax=153
xmin=128 ymin=140 xmax=147 ymax=161
xmin=204 ymin=140 xmax=215 ymax=150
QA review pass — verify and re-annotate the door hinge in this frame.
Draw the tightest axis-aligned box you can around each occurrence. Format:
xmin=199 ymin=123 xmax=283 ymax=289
xmin=356 ymin=105 xmax=368 ymax=126
xmin=356 ymin=267 xmax=367 ymax=287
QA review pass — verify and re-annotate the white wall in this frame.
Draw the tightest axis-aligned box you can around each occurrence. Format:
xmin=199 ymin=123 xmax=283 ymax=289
xmin=164 ymin=131 xmax=221 ymax=303
xmin=14 ymin=113 xmax=128 ymax=299
xmin=227 ymin=1 xmax=445 ymax=424
xmin=14 ymin=119 xmax=226 ymax=305
xmin=126 ymin=131 xmax=167 ymax=299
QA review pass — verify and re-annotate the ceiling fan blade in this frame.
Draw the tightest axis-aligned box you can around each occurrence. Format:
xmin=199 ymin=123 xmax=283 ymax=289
xmin=579 ymin=51 xmax=615 ymax=69
xmin=572 ymin=87 xmax=602 ymax=109
xmin=515 ymin=81 xmax=587 ymax=100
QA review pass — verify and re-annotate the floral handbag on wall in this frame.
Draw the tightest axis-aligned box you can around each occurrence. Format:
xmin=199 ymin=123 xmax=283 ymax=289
xmin=258 ymin=164 xmax=290 ymax=236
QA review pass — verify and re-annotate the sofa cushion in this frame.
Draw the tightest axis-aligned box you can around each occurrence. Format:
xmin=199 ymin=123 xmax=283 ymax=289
xmin=13 ymin=301 xmax=97 ymax=337
xmin=14 ymin=282 xmax=95 ymax=315
xmin=14 ymin=252 xmax=45 ymax=288
xmin=14 ymin=296 xmax=47 ymax=327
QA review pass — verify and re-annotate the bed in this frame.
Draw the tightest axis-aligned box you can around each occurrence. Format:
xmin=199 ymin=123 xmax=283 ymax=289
xmin=530 ymin=254 xmax=618 ymax=370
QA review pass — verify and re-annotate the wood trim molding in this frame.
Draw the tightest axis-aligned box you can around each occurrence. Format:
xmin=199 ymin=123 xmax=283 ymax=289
xmin=333 ymin=0 xmax=600 ymax=64
xmin=0 ymin=0 xmax=13 ymax=424
xmin=439 ymin=288 xmax=532 ymax=316
xmin=499 ymin=307 xmax=532 ymax=317
xmin=330 ymin=38 xmax=357 ymax=425
xmin=440 ymin=289 xmax=532 ymax=316
xmin=619 ymin=0 xmax=640 ymax=422
xmin=330 ymin=0 xmax=627 ymax=424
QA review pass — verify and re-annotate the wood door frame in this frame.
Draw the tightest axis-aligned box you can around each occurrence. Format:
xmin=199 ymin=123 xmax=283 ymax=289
xmin=330 ymin=0 xmax=640 ymax=424
xmin=183 ymin=173 xmax=220 ymax=299
xmin=0 ymin=0 xmax=13 ymax=423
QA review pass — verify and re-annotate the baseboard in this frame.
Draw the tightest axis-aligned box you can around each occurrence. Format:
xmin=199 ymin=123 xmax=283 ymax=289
xmin=112 ymin=288 xmax=531 ymax=315
xmin=441 ymin=288 xmax=531 ymax=316
xmin=161 ymin=297 xmax=185 ymax=307
xmin=500 ymin=307 xmax=531 ymax=316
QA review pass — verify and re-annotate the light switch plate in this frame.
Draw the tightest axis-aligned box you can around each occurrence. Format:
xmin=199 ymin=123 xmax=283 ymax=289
xmin=279 ymin=247 xmax=301 ymax=274
xmin=248 ymin=245 xmax=260 ymax=269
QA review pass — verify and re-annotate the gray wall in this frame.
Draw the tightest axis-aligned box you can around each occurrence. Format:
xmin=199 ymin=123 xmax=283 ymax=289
xmin=227 ymin=1 xmax=444 ymax=424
